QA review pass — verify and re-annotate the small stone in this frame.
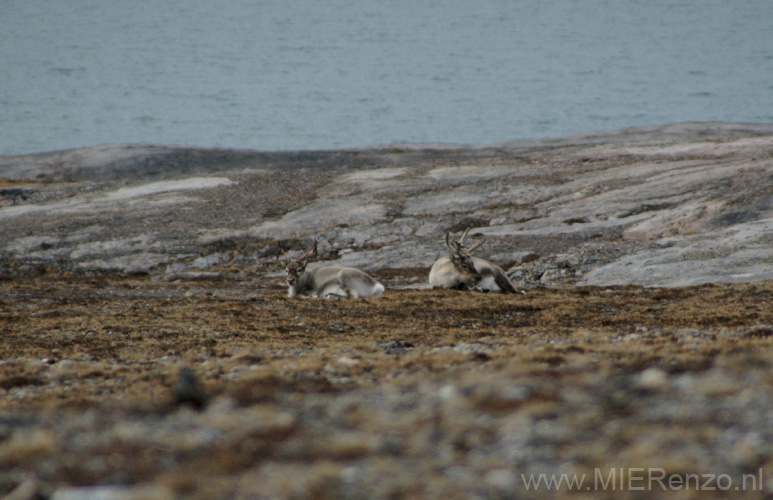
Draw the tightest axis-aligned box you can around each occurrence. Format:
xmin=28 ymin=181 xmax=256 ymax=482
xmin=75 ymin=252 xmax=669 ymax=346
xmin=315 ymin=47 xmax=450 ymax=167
xmin=637 ymin=367 xmax=668 ymax=390
xmin=56 ymin=359 xmax=76 ymax=370
xmin=50 ymin=484 xmax=174 ymax=500
xmin=378 ymin=340 xmax=414 ymax=355
xmin=438 ymin=384 xmax=458 ymax=401
xmin=731 ymin=432 xmax=764 ymax=467
xmin=336 ymin=356 xmax=360 ymax=367
xmin=485 ymin=469 xmax=517 ymax=490
xmin=174 ymin=366 xmax=209 ymax=409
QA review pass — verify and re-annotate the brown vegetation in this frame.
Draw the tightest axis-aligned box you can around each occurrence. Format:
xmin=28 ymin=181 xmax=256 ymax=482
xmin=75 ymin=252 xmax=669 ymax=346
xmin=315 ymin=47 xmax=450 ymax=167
xmin=1 ymin=273 xmax=772 ymax=498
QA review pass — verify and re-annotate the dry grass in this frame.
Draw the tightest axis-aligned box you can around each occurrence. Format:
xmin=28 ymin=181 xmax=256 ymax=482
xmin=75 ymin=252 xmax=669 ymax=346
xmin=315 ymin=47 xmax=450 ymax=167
xmin=1 ymin=275 xmax=772 ymax=498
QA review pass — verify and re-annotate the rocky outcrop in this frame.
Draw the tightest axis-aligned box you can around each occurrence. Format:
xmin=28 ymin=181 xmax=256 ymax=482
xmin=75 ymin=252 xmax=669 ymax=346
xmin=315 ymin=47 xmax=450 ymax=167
xmin=1 ymin=122 xmax=771 ymax=286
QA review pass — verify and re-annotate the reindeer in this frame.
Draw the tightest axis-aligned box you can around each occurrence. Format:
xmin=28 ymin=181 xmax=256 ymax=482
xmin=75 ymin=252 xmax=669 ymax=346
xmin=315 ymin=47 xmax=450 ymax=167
xmin=429 ymin=229 xmax=519 ymax=293
xmin=278 ymin=240 xmax=385 ymax=298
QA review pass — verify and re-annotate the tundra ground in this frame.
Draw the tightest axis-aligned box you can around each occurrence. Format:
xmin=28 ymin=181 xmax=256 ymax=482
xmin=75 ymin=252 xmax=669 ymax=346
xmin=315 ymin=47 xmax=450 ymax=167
xmin=1 ymin=273 xmax=772 ymax=499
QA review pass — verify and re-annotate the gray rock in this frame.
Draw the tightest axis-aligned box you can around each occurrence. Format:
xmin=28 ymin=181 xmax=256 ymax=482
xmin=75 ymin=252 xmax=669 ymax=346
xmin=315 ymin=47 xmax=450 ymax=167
xmin=1 ymin=122 xmax=771 ymax=286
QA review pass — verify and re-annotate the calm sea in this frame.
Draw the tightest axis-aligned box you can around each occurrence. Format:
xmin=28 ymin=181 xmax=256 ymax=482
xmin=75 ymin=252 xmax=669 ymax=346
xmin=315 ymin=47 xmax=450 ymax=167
xmin=2 ymin=0 xmax=772 ymax=156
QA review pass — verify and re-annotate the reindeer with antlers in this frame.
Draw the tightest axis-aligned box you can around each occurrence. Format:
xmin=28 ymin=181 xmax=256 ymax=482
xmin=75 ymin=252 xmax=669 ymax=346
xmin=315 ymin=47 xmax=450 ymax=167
xmin=278 ymin=240 xmax=386 ymax=298
xmin=429 ymin=229 xmax=519 ymax=293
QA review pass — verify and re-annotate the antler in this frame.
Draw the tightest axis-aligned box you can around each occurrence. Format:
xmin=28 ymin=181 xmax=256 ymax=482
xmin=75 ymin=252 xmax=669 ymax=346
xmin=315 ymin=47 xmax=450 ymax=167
xmin=466 ymin=234 xmax=485 ymax=253
xmin=446 ymin=229 xmax=484 ymax=254
xmin=276 ymin=240 xmax=317 ymax=265
xmin=276 ymin=243 xmax=291 ymax=266
xmin=299 ymin=239 xmax=318 ymax=263
xmin=444 ymin=232 xmax=460 ymax=254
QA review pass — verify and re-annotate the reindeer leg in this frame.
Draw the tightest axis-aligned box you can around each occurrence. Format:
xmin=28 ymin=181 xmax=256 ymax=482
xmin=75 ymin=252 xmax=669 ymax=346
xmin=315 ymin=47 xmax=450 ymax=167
xmin=494 ymin=270 xmax=519 ymax=294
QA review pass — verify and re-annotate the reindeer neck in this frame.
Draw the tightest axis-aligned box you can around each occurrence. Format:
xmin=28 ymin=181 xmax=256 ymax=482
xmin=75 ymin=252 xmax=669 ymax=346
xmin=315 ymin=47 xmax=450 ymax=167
xmin=293 ymin=269 xmax=316 ymax=295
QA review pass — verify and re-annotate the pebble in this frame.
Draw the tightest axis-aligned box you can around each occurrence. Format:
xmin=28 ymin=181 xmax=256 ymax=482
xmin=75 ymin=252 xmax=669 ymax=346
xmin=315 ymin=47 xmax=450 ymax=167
xmin=335 ymin=356 xmax=361 ymax=367
xmin=637 ymin=367 xmax=668 ymax=390
xmin=484 ymin=468 xmax=518 ymax=490
xmin=730 ymin=432 xmax=764 ymax=467
xmin=50 ymin=485 xmax=174 ymax=500
xmin=56 ymin=359 xmax=76 ymax=370
xmin=438 ymin=384 xmax=458 ymax=401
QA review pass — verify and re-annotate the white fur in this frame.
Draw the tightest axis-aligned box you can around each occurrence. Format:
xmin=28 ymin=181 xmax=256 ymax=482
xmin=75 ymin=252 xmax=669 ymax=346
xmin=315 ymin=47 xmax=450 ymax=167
xmin=429 ymin=232 xmax=519 ymax=293
xmin=288 ymin=266 xmax=385 ymax=299
xmin=474 ymin=274 xmax=499 ymax=292
xmin=429 ymin=256 xmax=476 ymax=289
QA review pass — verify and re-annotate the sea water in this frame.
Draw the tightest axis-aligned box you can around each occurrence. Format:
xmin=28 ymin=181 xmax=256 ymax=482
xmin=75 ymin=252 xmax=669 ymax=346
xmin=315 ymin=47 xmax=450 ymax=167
xmin=2 ymin=0 xmax=772 ymax=156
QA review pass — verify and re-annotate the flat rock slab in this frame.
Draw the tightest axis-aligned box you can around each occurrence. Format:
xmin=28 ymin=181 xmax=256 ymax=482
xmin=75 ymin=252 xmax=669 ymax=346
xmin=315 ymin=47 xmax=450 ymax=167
xmin=1 ymin=121 xmax=772 ymax=286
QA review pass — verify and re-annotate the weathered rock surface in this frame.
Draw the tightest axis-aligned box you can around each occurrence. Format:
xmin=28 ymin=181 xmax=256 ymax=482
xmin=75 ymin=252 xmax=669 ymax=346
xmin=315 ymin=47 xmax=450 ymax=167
xmin=2 ymin=122 xmax=771 ymax=287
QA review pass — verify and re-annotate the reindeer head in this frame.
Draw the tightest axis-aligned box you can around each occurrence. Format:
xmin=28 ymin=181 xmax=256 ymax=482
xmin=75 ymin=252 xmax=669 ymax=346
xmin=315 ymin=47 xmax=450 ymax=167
xmin=278 ymin=240 xmax=317 ymax=288
xmin=444 ymin=229 xmax=484 ymax=284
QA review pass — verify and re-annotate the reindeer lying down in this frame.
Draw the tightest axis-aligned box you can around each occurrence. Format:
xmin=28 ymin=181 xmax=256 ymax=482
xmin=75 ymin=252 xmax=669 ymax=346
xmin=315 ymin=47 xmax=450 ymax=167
xmin=429 ymin=229 xmax=519 ymax=293
xmin=279 ymin=241 xmax=385 ymax=298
